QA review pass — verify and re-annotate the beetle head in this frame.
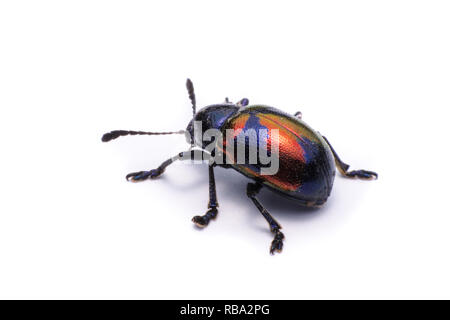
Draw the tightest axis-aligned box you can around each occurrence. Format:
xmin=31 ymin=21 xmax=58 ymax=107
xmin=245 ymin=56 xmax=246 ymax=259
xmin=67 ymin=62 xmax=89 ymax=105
xmin=186 ymin=104 xmax=239 ymax=148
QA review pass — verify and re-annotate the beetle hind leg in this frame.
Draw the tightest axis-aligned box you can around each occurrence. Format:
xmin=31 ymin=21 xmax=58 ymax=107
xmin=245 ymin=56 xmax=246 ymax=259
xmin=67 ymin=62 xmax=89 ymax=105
xmin=322 ymin=136 xmax=378 ymax=180
xmin=246 ymin=183 xmax=285 ymax=255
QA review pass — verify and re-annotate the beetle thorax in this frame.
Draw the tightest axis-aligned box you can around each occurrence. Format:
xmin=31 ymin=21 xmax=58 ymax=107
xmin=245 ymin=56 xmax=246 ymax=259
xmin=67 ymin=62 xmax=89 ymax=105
xmin=185 ymin=104 xmax=239 ymax=148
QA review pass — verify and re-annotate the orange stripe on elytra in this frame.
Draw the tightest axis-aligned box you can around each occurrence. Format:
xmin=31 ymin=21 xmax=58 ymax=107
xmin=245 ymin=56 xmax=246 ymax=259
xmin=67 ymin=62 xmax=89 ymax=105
xmin=258 ymin=113 xmax=319 ymax=143
xmin=257 ymin=115 xmax=304 ymax=191
xmin=257 ymin=114 xmax=305 ymax=162
xmin=230 ymin=114 xmax=249 ymax=132
xmin=220 ymin=114 xmax=250 ymax=163
xmin=223 ymin=112 xmax=304 ymax=191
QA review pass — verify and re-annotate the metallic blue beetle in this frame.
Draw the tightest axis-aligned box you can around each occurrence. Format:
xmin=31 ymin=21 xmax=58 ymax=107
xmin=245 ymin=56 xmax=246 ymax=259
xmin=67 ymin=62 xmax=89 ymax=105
xmin=102 ymin=79 xmax=377 ymax=254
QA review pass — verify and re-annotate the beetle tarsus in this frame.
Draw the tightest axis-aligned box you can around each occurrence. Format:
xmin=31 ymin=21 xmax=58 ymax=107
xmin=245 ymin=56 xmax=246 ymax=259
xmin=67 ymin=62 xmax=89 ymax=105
xmin=192 ymin=215 xmax=208 ymax=227
xmin=345 ymin=170 xmax=378 ymax=180
xmin=126 ymin=169 xmax=161 ymax=182
xmin=125 ymin=156 xmax=183 ymax=182
xmin=192 ymin=208 xmax=218 ymax=228
xmin=270 ymin=229 xmax=284 ymax=255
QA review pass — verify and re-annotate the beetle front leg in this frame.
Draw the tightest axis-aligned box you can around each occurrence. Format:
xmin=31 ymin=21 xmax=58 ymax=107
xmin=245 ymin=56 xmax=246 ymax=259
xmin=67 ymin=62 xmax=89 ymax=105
xmin=322 ymin=136 xmax=378 ymax=180
xmin=192 ymin=164 xmax=219 ymax=228
xmin=246 ymin=182 xmax=284 ymax=255
xmin=126 ymin=158 xmax=174 ymax=181
xmin=126 ymin=150 xmax=210 ymax=182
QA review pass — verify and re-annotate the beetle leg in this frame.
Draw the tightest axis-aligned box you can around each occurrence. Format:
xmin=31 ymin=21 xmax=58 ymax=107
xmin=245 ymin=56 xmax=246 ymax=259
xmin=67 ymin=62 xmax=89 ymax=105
xmin=126 ymin=158 xmax=174 ymax=181
xmin=321 ymin=135 xmax=378 ymax=180
xmin=192 ymin=164 xmax=219 ymax=228
xmin=125 ymin=150 xmax=210 ymax=182
xmin=246 ymin=182 xmax=284 ymax=255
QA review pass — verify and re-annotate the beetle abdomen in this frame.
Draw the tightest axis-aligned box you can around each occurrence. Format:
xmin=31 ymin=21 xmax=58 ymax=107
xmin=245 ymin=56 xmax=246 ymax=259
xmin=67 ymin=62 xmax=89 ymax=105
xmin=221 ymin=105 xmax=335 ymax=206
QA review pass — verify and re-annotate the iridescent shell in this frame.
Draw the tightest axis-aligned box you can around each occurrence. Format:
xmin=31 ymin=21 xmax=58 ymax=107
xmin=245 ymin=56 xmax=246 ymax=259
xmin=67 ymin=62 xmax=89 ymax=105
xmin=220 ymin=105 xmax=335 ymax=206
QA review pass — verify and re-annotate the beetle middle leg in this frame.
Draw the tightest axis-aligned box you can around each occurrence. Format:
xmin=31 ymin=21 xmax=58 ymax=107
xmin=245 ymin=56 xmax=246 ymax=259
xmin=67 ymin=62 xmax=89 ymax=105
xmin=322 ymin=136 xmax=378 ymax=180
xmin=191 ymin=164 xmax=219 ymax=228
xmin=126 ymin=150 xmax=210 ymax=181
xmin=246 ymin=182 xmax=284 ymax=255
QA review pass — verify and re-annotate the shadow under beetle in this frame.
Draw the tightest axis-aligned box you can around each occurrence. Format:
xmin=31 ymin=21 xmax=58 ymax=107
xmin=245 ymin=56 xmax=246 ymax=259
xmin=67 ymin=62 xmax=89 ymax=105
xmin=102 ymin=79 xmax=378 ymax=254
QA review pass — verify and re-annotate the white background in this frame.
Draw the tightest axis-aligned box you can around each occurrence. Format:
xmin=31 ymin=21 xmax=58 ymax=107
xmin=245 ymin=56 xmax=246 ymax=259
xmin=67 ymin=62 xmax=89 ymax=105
xmin=1 ymin=1 xmax=449 ymax=299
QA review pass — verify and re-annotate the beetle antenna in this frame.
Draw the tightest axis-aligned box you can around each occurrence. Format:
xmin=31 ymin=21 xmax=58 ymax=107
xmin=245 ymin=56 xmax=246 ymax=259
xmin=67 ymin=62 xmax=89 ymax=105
xmin=101 ymin=130 xmax=185 ymax=142
xmin=186 ymin=78 xmax=196 ymax=117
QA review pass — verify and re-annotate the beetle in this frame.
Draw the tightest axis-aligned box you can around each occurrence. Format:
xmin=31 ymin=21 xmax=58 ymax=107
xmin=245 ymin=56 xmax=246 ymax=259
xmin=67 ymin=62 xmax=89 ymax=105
xmin=102 ymin=79 xmax=377 ymax=254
